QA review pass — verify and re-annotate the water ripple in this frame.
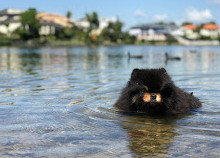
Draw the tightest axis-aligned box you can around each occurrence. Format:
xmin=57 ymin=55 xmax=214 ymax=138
xmin=1 ymin=46 xmax=220 ymax=157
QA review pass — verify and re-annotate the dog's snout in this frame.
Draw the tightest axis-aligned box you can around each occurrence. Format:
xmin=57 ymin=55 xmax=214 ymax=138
xmin=151 ymin=94 xmax=156 ymax=100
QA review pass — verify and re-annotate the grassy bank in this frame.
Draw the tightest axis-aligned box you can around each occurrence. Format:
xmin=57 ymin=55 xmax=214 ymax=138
xmin=0 ymin=38 xmax=182 ymax=47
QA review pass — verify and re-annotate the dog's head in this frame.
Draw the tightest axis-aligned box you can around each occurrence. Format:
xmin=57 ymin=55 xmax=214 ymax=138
xmin=128 ymin=68 xmax=174 ymax=109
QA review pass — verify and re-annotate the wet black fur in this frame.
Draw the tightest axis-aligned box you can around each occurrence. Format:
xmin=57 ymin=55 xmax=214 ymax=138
xmin=114 ymin=68 xmax=201 ymax=115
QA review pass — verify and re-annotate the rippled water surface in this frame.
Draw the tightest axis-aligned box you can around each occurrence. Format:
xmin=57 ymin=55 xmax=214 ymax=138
xmin=0 ymin=45 xmax=220 ymax=157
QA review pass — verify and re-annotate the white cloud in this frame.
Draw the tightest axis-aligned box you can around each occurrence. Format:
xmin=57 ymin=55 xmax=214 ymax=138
xmin=186 ymin=7 xmax=213 ymax=22
xmin=153 ymin=14 xmax=168 ymax=21
xmin=134 ymin=9 xmax=147 ymax=18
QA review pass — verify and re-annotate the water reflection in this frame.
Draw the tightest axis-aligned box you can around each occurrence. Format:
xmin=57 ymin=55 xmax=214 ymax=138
xmin=118 ymin=115 xmax=179 ymax=157
xmin=0 ymin=46 xmax=220 ymax=157
xmin=0 ymin=46 xmax=219 ymax=75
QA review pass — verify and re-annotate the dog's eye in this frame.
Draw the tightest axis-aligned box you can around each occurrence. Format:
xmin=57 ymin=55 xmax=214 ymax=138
xmin=143 ymin=85 xmax=149 ymax=91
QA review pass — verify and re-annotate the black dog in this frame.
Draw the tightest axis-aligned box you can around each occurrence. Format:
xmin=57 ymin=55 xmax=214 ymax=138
xmin=114 ymin=68 xmax=201 ymax=115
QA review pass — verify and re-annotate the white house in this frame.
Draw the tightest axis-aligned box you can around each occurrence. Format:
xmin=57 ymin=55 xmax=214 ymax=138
xmin=0 ymin=9 xmax=24 ymax=35
xmin=74 ymin=17 xmax=90 ymax=30
xmin=182 ymin=24 xmax=199 ymax=40
xmin=90 ymin=17 xmax=118 ymax=36
xmin=128 ymin=24 xmax=174 ymax=41
xmin=99 ymin=17 xmax=117 ymax=30
xmin=128 ymin=27 xmax=142 ymax=36
xmin=74 ymin=16 xmax=118 ymax=35
xmin=200 ymin=24 xmax=219 ymax=39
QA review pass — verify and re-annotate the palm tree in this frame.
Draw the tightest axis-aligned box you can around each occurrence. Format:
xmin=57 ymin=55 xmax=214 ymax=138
xmin=86 ymin=12 xmax=99 ymax=30
xmin=4 ymin=23 xmax=10 ymax=35
xmin=66 ymin=11 xmax=72 ymax=19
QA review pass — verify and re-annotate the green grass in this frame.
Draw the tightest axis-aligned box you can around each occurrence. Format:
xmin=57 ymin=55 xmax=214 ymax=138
xmin=47 ymin=39 xmax=85 ymax=46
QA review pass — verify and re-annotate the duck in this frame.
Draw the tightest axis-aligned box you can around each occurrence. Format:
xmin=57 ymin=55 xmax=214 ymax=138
xmin=127 ymin=51 xmax=143 ymax=59
xmin=165 ymin=52 xmax=181 ymax=61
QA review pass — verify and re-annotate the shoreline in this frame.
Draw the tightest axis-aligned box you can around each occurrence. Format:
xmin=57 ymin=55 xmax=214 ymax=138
xmin=0 ymin=39 xmax=219 ymax=48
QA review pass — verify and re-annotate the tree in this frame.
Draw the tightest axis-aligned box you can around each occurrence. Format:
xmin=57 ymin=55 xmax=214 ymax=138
xmin=56 ymin=27 xmax=73 ymax=39
xmin=4 ymin=23 xmax=10 ymax=35
xmin=100 ymin=20 xmax=136 ymax=44
xmin=157 ymin=21 xmax=165 ymax=25
xmin=100 ymin=20 xmax=125 ymax=43
xmin=19 ymin=8 xmax=41 ymax=39
xmin=121 ymin=33 xmax=136 ymax=44
xmin=86 ymin=12 xmax=99 ymax=30
xmin=209 ymin=21 xmax=216 ymax=24
xmin=169 ymin=22 xmax=176 ymax=26
xmin=66 ymin=11 xmax=72 ymax=19
xmin=181 ymin=22 xmax=192 ymax=26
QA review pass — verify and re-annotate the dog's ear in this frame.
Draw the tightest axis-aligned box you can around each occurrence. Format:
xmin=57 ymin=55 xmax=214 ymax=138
xmin=160 ymin=68 xmax=167 ymax=74
xmin=131 ymin=68 xmax=139 ymax=80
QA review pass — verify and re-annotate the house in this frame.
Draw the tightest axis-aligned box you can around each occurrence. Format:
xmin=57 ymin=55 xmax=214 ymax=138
xmin=0 ymin=9 xmax=24 ymax=35
xmin=36 ymin=12 xmax=74 ymax=35
xmin=74 ymin=17 xmax=90 ymax=30
xmin=74 ymin=16 xmax=118 ymax=35
xmin=128 ymin=24 xmax=175 ymax=41
xmin=170 ymin=27 xmax=184 ymax=37
xmin=99 ymin=17 xmax=118 ymax=30
xmin=182 ymin=24 xmax=199 ymax=40
xmin=89 ymin=17 xmax=118 ymax=36
xmin=200 ymin=24 xmax=219 ymax=39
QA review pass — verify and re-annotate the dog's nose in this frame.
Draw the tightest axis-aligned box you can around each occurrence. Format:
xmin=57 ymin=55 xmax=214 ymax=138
xmin=151 ymin=94 xmax=156 ymax=100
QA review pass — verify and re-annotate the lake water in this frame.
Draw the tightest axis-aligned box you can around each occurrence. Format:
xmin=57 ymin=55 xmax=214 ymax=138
xmin=0 ymin=45 xmax=220 ymax=157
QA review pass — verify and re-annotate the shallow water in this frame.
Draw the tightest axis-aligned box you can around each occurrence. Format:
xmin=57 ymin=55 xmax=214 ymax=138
xmin=0 ymin=45 xmax=220 ymax=157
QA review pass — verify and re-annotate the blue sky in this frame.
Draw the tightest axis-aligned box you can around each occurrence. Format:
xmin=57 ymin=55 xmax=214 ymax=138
xmin=1 ymin=0 xmax=220 ymax=29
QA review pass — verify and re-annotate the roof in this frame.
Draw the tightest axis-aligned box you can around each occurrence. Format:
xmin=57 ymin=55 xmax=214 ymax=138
xmin=129 ymin=24 xmax=178 ymax=35
xmin=202 ymin=24 xmax=219 ymax=30
xmin=131 ymin=24 xmax=178 ymax=29
xmin=183 ymin=24 xmax=198 ymax=30
xmin=0 ymin=9 xmax=24 ymax=16
xmin=36 ymin=12 xmax=73 ymax=28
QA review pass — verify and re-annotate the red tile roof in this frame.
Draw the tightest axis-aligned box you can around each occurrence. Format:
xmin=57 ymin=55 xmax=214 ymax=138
xmin=183 ymin=24 xmax=198 ymax=30
xmin=202 ymin=24 xmax=219 ymax=30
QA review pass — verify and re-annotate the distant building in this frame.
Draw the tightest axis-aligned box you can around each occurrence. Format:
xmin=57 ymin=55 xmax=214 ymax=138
xmin=128 ymin=24 xmax=178 ymax=41
xmin=74 ymin=16 xmax=118 ymax=35
xmin=182 ymin=24 xmax=199 ymax=40
xmin=99 ymin=17 xmax=117 ymax=30
xmin=0 ymin=9 xmax=24 ymax=35
xmin=36 ymin=12 xmax=74 ymax=35
xmin=90 ymin=17 xmax=118 ymax=36
xmin=74 ymin=17 xmax=90 ymax=30
xmin=200 ymin=24 xmax=220 ymax=39
xmin=170 ymin=27 xmax=184 ymax=37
